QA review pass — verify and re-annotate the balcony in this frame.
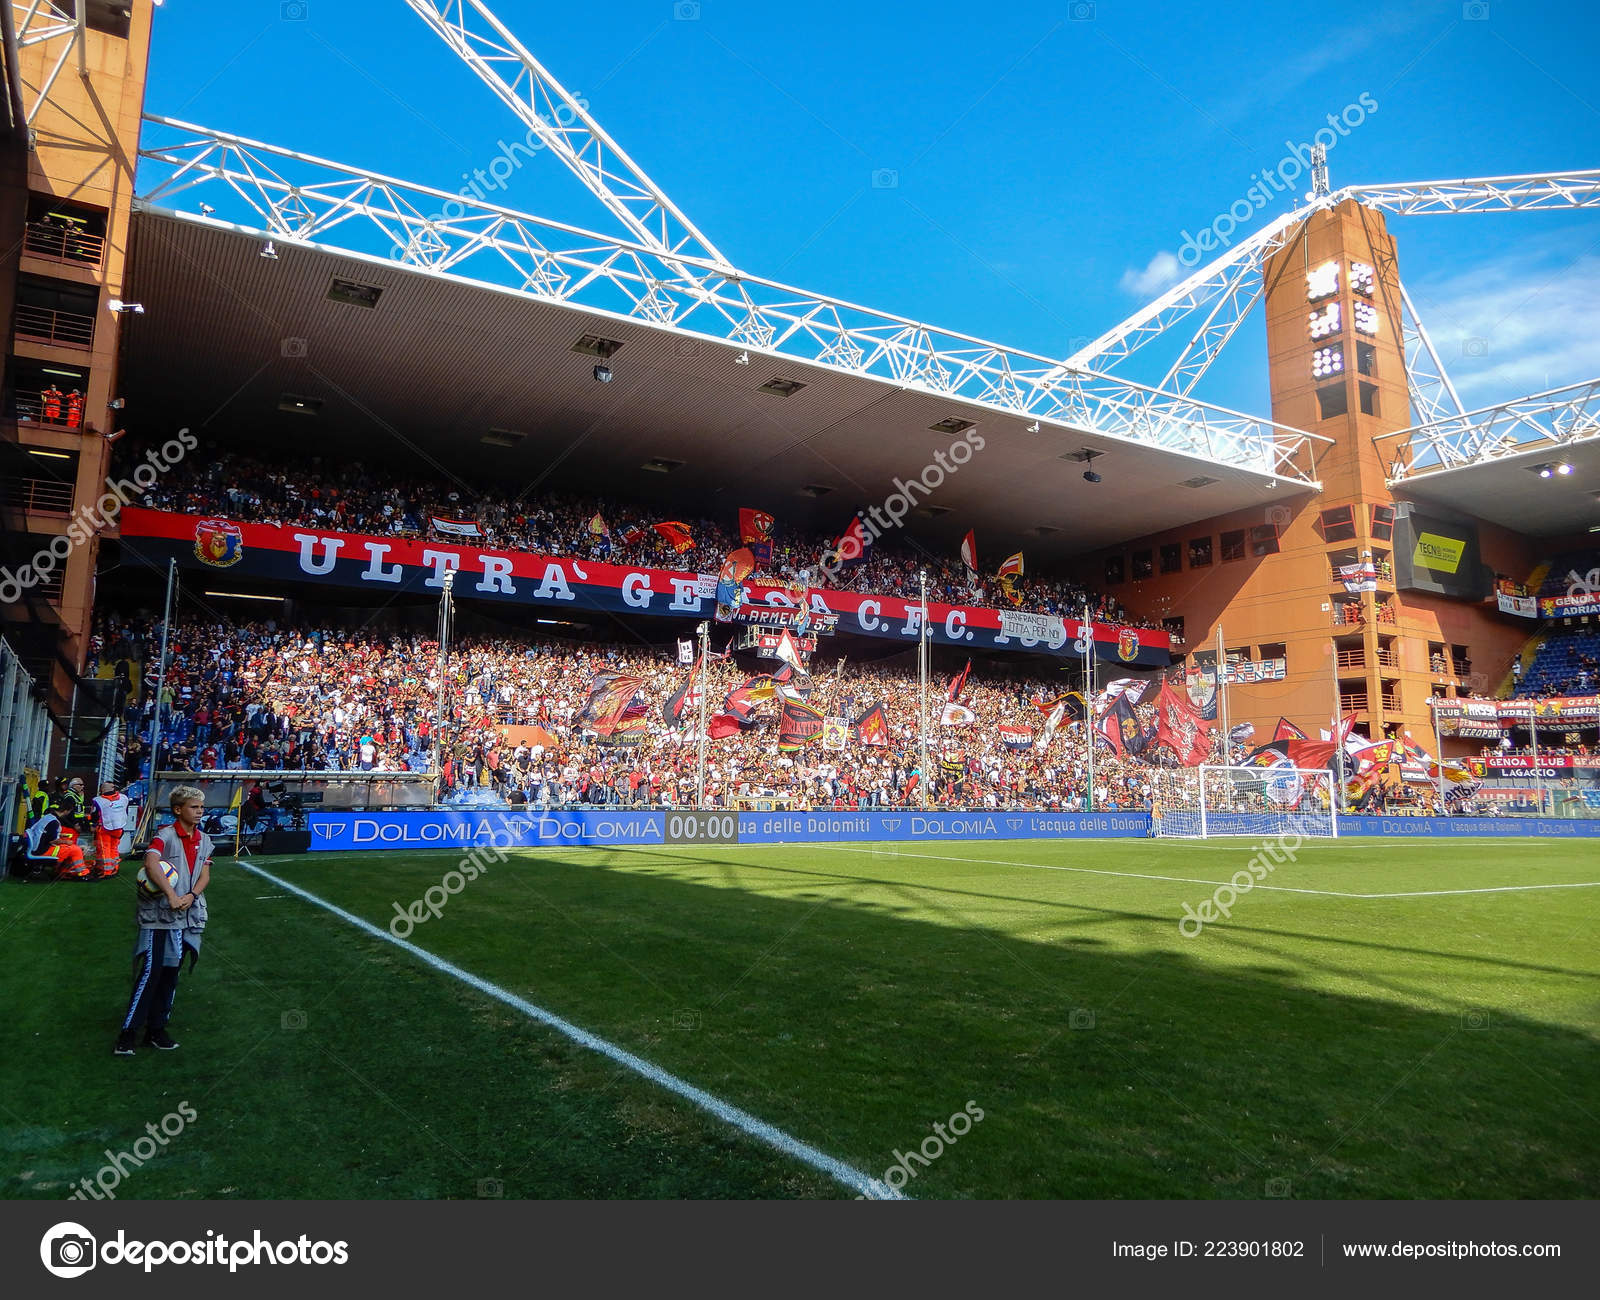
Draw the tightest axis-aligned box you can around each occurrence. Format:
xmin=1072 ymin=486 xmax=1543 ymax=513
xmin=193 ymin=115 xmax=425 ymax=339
xmin=1336 ymin=647 xmax=1366 ymax=671
xmin=10 ymin=388 xmax=87 ymax=429
xmin=22 ymin=221 xmax=106 ymax=269
xmin=1339 ymin=690 xmax=1369 ymax=714
xmin=15 ymin=303 xmax=96 ymax=350
xmin=1 ymin=477 xmax=75 ymax=515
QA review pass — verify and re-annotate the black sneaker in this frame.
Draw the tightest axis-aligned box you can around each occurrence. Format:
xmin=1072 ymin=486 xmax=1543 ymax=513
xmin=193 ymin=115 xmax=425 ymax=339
xmin=114 ymin=1030 xmax=138 ymax=1056
xmin=144 ymin=1028 xmax=179 ymax=1051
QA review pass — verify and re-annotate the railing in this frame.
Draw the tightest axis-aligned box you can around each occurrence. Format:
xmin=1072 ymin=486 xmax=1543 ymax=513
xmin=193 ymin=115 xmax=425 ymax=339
xmin=1336 ymin=648 xmax=1366 ymax=671
xmin=15 ymin=303 xmax=95 ymax=348
xmin=0 ymin=477 xmax=74 ymax=515
xmin=1340 ymin=691 xmax=1369 ymax=714
xmin=9 ymin=388 xmax=87 ymax=427
xmin=1380 ymin=692 xmax=1401 ymax=713
xmin=1376 ymin=647 xmax=1399 ymax=669
xmin=22 ymin=221 xmax=106 ymax=268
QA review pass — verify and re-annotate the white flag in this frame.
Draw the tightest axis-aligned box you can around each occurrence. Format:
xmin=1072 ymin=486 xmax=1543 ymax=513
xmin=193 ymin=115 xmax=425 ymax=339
xmin=677 ymin=639 xmax=694 ymax=665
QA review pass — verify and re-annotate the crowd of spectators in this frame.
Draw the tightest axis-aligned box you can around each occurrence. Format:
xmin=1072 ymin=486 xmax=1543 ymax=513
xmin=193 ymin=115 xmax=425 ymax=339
xmin=123 ymin=448 xmax=1155 ymax=630
xmin=96 ymin=610 xmax=1177 ymax=812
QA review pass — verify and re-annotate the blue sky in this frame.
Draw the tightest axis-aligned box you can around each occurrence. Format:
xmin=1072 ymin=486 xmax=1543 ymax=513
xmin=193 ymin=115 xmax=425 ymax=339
xmin=143 ymin=0 xmax=1600 ymax=415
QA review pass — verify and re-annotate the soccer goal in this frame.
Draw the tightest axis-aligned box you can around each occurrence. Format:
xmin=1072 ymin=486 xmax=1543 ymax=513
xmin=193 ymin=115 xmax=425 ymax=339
xmin=1151 ymin=765 xmax=1338 ymax=838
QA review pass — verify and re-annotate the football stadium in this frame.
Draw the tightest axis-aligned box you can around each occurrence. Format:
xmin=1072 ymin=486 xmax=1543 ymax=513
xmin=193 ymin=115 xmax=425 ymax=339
xmin=1 ymin=0 xmax=1598 ymax=1268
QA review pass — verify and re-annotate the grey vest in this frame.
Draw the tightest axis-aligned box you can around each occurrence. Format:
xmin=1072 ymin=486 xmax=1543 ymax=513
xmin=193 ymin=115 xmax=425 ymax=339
xmin=135 ymin=824 xmax=212 ymax=931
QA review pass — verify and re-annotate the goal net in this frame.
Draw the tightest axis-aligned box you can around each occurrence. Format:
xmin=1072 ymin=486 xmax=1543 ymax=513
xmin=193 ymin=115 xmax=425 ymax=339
xmin=1151 ymin=765 xmax=1338 ymax=839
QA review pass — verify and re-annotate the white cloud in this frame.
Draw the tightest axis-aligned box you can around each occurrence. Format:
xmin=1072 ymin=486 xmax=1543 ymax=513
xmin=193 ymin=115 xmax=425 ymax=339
xmin=1119 ymin=250 xmax=1184 ymax=299
xmin=1411 ymin=248 xmax=1600 ymax=407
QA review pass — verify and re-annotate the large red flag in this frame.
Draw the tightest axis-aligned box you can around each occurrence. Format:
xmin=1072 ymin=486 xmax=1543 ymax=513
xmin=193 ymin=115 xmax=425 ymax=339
xmin=652 ymin=521 xmax=694 ymax=553
xmin=1156 ymin=677 xmax=1211 ymax=766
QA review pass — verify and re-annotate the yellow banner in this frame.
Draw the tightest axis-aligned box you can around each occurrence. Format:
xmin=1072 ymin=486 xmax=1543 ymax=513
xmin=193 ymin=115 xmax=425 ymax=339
xmin=1412 ymin=532 xmax=1465 ymax=573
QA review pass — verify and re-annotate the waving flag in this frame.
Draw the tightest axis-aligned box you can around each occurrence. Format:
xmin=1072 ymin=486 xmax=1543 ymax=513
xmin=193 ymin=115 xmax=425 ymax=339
xmin=707 ymin=713 xmax=747 ymax=739
xmin=587 ymin=511 xmax=610 ymax=538
xmin=739 ymin=507 xmax=775 ymax=564
xmin=579 ymin=671 xmax=646 ymax=737
xmin=652 ymin=521 xmax=694 ymax=553
xmin=774 ymin=629 xmax=808 ymax=674
xmin=853 ymin=703 xmax=890 ymax=747
xmin=939 ymin=702 xmax=976 ymax=727
xmin=1155 ymin=676 xmax=1210 ymax=766
xmin=1272 ymin=717 xmax=1308 ymax=742
xmin=662 ymin=661 xmax=703 ymax=726
xmin=829 ymin=514 xmax=872 ymax=567
xmin=947 ymin=659 xmax=971 ymax=703
xmin=999 ymin=725 xmax=1034 ymax=749
xmin=997 ymin=551 xmax=1024 ymax=602
xmin=778 ymin=698 xmax=826 ymax=751
xmin=960 ymin=529 xmax=978 ymax=575
xmin=716 ymin=547 xmax=756 ymax=609
xmin=1097 ymin=694 xmax=1148 ymax=757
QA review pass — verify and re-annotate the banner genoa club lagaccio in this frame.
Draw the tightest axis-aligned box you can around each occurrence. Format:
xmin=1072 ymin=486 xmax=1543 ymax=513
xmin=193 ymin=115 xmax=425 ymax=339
xmin=121 ymin=509 xmax=1172 ymax=667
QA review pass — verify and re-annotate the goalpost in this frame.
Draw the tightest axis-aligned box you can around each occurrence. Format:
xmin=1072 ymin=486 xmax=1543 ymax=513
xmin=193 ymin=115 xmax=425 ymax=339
xmin=1151 ymin=765 xmax=1338 ymax=839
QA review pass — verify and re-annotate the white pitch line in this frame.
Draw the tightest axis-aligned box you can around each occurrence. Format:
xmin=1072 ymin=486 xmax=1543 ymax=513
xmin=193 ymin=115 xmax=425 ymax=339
xmin=816 ymin=845 xmax=1600 ymax=901
xmin=235 ymin=860 xmax=901 ymax=1200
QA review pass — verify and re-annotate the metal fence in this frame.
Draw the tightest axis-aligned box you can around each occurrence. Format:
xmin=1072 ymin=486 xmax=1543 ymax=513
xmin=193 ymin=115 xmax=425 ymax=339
xmin=0 ymin=639 xmax=53 ymax=859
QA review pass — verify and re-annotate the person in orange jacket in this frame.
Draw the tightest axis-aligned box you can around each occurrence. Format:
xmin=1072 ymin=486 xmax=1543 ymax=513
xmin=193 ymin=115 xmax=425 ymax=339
xmin=42 ymin=384 xmax=63 ymax=422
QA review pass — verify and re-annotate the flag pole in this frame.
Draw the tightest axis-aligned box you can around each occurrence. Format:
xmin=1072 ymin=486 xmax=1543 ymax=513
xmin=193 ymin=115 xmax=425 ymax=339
xmin=137 ymin=558 xmax=177 ymax=843
xmin=695 ymin=619 xmax=710 ymax=809
xmin=1330 ymin=645 xmax=1346 ymax=811
xmin=1083 ymin=601 xmax=1094 ymax=813
xmin=1529 ymin=708 xmax=1545 ymax=817
xmin=918 ymin=568 xmax=930 ymax=810
xmin=1432 ymin=698 xmax=1446 ymax=814
xmin=1215 ymin=622 xmax=1230 ymax=765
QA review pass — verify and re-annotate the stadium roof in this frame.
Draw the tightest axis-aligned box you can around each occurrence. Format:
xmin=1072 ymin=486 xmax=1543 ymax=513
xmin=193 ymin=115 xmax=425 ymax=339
xmin=1390 ymin=439 xmax=1600 ymax=538
xmin=122 ymin=207 xmax=1312 ymax=560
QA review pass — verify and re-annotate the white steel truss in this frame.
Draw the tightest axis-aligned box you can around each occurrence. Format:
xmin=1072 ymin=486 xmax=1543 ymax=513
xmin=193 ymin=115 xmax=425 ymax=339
xmin=1396 ymin=279 xmax=1466 ymax=428
xmin=1345 ymin=170 xmax=1600 ymax=217
xmin=1066 ymin=169 xmax=1600 ymax=437
xmin=1375 ymin=377 xmax=1600 ymax=479
xmin=402 ymin=0 xmax=732 ymax=279
xmin=10 ymin=0 xmax=87 ymax=130
xmin=134 ymin=114 xmax=1331 ymax=486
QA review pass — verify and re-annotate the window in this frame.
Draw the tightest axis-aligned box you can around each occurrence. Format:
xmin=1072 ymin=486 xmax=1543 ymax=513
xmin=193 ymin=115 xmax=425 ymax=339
xmin=1318 ymin=505 xmax=1358 ymax=543
xmin=1370 ymin=504 xmax=1394 ymax=541
xmin=1259 ymin=642 xmax=1287 ymax=662
xmin=1162 ymin=616 xmax=1185 ymax=646
xmin=1316 ymin=381 xmax=1349 ymax=419
xmin=1188 ymin=536 xmax=1212 ymax=568
xmin=1359 ymin=381 xmax=1380 ymax=416
xmin=1250 ymin=524 xmax=1281 ymax=557
xmin=1105 ymin=554 xmax=1124 ymax=585
xmin=1159 ymin=542 xmax=1182 ymax=575
xmin=1356 ymin=341 xmax=1378 ymax=377
xmin=1131 ymin=549 xmax=1153 ymax=580
xmin=1220 ymin=530 xmax=1246 ymax=563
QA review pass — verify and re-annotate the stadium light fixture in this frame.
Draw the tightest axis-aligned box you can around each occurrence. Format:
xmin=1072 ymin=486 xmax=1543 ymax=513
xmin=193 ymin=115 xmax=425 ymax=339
xmin=734 ymin=351 xmax=750 ymax=365
xmin=1027 ymin=421 xmax=1040 ymax=433
xmin=1537 ymin=464 xmax=1553 ymax=478
xmin=1083 ymin=471 xmax=1102 ymax=484
xmin=260 ymin=241 xmax=279 ymax=260
xmin=107 ymin=299 xmax=144 ymax=314
xmin=1555 ymin=462 xmax=1574 ymax=475
xmin=107 ymin=397 xmax=126 ymax=410
xmin=593 ymin=364 xmax=613 ymax=383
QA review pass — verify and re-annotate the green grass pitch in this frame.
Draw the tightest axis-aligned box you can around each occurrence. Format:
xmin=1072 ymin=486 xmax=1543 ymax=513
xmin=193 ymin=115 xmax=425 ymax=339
xmin=4 ymin=837 xmax=1597 ymax=1199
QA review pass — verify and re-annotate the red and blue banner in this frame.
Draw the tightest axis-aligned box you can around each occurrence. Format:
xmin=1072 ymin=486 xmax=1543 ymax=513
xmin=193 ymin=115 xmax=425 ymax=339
xmin=118 ymin=509 xmax=1171 ymax=666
